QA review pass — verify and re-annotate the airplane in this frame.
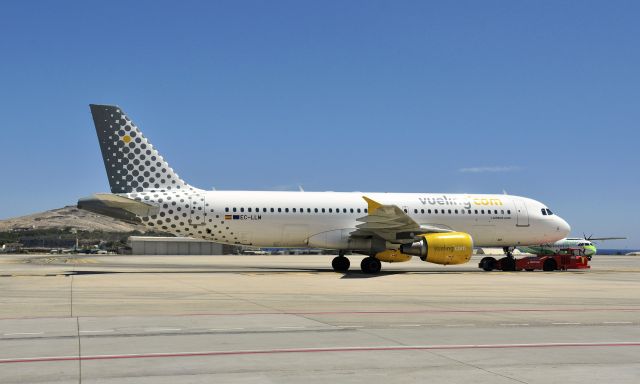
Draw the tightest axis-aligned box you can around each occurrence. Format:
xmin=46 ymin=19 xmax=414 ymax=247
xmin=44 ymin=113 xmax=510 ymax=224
xmin=78 ymin=104 xmax=571 ymax=274
xmin=518 ymin=236 xmax=626 ymax=258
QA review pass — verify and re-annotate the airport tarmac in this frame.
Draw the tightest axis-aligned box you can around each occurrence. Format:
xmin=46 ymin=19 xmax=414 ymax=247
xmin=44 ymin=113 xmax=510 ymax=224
xmin=0 ymin=254 xmax=638 ymax=383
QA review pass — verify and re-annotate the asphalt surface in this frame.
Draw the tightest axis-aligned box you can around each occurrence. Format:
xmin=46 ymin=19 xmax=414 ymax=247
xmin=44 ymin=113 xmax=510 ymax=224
xmin=0 ymin=254 xmax=638 ymax=383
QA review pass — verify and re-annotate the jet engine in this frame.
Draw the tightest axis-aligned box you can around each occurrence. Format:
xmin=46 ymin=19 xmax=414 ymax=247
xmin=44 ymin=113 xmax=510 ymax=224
xmin=399 ymin=232 xmax=473 ymax=265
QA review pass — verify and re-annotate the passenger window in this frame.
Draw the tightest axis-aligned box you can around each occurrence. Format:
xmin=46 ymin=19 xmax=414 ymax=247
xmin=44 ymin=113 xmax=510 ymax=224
xmin=248 ymin=208 xmax=252 ymax=212
xmin=404 ymin=209 xmax=407 ymax=213
xmin=475 ymin=210 xmax=478 ymax=214
xmin=455 ymin=209 xmax=458 ymax=214
xmin=240 ymin=208 xmax=244 ymax=212
xmin=507 ymin=210 xmax=510 ymax=214
xmin=414 ymin=209 xmax=418 ymax=214
xmin=501 ymin=210 xmax=504 ymax=214
xmin=233 ymin=207 xmax=237 ymax=212
xmin=481 ymin=210 xmax=484 ymax=214
xmin=343 ymin=208 xmax=347 ymax=213
xmin=322 ymin=208 xmax=325 ymax=213
xmin=434 ymin=210 xmax=438 ymax=214
xmin=329 ymin=208 xmax=332 ymax=213
xmin=225 ymin=207 xmax=229 ymax=212
xmin=364 ymin=208 xmax=368 ymax=213
xmin=350 ymin=208 xmax=354 ymax=213
xmin=270 ymin=208 xmax=274 ymax=212
xmin=421 ymin=209 xmax=424 ymax=214
xmin=292 ymin=208 xmax=296 ymax=212
xmin=448 ymin=209 xmax=451 ymax=214
xmin=428 ymin=209 xmax=432 ymax=214
xmin=278 ymin=208 xmax=282 ymax=212
xmin=307 ymin=208 xmax=311 ymax=213
xmin=494 ymin=210 xmax=497 ymax=214
xmin=314 ymin=208 xmax=318 ymax=213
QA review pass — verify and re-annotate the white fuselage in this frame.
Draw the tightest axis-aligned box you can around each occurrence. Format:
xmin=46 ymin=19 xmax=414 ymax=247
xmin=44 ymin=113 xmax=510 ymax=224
xmin=127 ymin=190 xmax=570 ymax=250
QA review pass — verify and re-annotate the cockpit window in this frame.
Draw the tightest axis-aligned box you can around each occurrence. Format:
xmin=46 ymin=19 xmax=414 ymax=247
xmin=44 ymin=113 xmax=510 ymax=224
xmin=541 ymin=209 xmax=547 ymax=216
xmin=546 ymin=209 xmax=553 ymax=215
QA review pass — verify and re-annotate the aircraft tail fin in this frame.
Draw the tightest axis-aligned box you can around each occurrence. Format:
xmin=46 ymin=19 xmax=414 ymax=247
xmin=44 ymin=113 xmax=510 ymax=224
xmin=89 ymin=104 xmax=191 ymax=194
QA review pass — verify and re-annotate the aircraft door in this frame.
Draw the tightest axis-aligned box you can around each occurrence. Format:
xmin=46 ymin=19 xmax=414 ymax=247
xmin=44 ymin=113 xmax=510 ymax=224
xmin=513 ymin=199 xmax=530 ymax=227
xmin=189 ymin=194 xmax=206 ymax=226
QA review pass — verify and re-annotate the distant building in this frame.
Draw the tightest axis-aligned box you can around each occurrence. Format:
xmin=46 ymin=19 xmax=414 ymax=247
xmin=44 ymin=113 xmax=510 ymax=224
xmin=10 ymin=226 xmax=33 ymax=232
xmin=128 ymin=236 xmax=224 ymax=255
xmin=1 ymin=243 xmax=24 ymax=253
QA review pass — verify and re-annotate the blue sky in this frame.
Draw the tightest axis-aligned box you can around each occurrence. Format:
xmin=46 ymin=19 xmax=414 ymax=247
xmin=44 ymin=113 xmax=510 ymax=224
xmin=0 ymin=1 xmax=638 ymax=247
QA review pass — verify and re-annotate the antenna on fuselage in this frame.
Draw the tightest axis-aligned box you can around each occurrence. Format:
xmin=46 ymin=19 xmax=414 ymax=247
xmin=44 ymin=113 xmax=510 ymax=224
xmin=298 ymin=185 xmax=305 ymax=192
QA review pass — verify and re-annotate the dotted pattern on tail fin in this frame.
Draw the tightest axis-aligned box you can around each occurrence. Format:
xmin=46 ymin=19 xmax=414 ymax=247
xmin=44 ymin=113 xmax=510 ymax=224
xmin=90 ymin=104 xmax=190 ymax=194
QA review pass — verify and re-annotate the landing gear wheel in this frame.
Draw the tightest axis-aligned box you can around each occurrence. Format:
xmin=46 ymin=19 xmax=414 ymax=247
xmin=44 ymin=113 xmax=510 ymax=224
xmin=480 ymin=257 xmax=497 ymax=271
xmin=543 ymin=258 xmax=557 ymax=271
xmin=501 ymin=257 xmax=517 ymax=271
xmin=360 ymin=257 xmax=382 ymax=274
xmin=332 ymin=255 xmax=350 ymax=272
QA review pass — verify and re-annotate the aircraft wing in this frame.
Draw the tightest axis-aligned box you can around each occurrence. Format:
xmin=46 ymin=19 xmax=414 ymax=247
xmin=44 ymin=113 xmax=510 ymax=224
xmin=589 ymin=237 xmax=627 ymax=241
xmin=351 ymin=196 xmax=452 ymax=243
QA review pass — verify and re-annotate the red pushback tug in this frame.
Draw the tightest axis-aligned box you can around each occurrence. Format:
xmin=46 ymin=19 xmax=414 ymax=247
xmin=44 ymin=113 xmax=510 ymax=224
xmin=479 ymin=248 xmax=591 ymax=272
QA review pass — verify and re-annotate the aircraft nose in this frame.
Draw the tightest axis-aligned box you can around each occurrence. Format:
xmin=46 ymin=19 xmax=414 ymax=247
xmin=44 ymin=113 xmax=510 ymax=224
xmin=556 ymin=217 xmax=571 ymax=237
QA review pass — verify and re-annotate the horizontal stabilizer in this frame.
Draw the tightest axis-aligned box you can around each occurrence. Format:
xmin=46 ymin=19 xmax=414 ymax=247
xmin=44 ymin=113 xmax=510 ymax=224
xmin=77 ymin=194 xmax=159 ymax=223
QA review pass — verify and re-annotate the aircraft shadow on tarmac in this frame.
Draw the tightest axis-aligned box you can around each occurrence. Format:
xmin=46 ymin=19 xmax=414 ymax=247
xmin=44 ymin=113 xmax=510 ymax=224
xmin=62 ymin=268 xmax=468 ymax=278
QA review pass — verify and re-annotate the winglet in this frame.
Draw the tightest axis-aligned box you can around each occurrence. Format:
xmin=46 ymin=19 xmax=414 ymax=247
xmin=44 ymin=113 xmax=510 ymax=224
xmin=362 ymin=196 xmax=382 ymax=214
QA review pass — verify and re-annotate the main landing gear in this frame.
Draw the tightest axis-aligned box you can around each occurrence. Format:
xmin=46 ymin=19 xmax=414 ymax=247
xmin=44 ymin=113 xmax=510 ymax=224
xmin=331 ymin=252 xmax=350 ymax=272
xmin=500 ymin=246 xmax=516 ymax=271
xmin=331 ymin=252 xmax=382 ymax=274
xmin=360 ymin=256 xmax=381 ymax=274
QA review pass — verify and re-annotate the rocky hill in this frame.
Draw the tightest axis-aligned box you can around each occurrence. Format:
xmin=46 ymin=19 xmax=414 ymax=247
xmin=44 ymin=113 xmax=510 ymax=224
xmin=0 ymin=205 xmax=147 ymax=233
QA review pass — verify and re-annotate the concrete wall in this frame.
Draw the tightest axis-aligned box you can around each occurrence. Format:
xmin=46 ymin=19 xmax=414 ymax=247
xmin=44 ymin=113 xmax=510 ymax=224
xmin=129 ymin=236 xmax=223 ymax=255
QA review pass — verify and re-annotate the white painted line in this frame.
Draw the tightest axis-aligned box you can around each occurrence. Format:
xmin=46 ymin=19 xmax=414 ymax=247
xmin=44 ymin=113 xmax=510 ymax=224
xmin=275 ymin=326 xmax=306 ymax=329
xmin=445 ymin=324 xmax=475 ymax=327
xmin=397 ymin=324 xmax=421 ymax=327
xmin=603 ymin=321 xmax=633 ymax=324
xmin=499 ymin=323 xmax=530 ymax=326
xmin=144 ymin=328 xmax=182 ymax=332
xmin=209 ymin=328 xmax=245 ymax=331
xmin=552 ymin=322 xmax=581 ymax=325
xmin=4 ymin=332 xmax=44 ymax=336
xmin=338 ymin=325 xmax=364 ymax=328
xmin=80 ymin=329 xmax=114 ymax=333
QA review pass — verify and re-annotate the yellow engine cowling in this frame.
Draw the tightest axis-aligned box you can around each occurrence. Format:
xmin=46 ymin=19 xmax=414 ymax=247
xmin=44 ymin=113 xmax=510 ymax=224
xmin=399 ymin=232 xmax=473 ymax=265
xmin=374 ymin=249 xmax=412 ymax=263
